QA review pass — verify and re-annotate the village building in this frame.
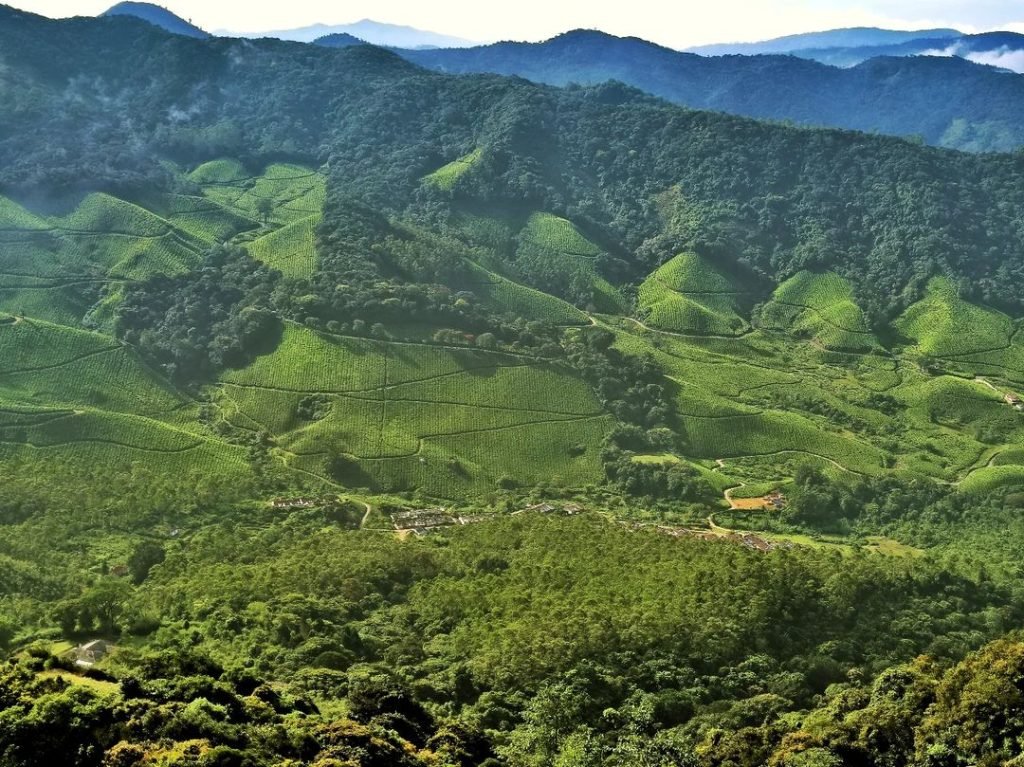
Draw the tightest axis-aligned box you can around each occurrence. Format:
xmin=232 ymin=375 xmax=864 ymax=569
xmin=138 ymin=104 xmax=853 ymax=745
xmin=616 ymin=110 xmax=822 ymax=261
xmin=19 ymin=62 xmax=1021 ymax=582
xmin=73 ymin=639 xmax=112 ymax=668
xmin=520 ymin=502 xmax=557 ymax=514
xmin=392 ymin=508 xmax=452 ymax=533
xmin=270 ymin=496 xmax=336 ymax=510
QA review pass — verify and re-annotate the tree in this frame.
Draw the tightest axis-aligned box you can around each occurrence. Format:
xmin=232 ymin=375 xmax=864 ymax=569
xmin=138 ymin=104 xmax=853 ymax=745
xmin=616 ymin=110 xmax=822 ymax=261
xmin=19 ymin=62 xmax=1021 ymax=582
xmin=127 ymin=542 xmax=166 ymax=585
xmin=255 ymin=197 xmax=273 ymax=225
xmin=81 ymin=579 xmax=133 ymax=635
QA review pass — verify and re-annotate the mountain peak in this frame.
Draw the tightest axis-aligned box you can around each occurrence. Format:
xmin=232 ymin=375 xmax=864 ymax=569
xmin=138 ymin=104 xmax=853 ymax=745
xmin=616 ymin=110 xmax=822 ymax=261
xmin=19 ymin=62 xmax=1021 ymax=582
xmin=102 ymin=2 xmax=209 ymax=38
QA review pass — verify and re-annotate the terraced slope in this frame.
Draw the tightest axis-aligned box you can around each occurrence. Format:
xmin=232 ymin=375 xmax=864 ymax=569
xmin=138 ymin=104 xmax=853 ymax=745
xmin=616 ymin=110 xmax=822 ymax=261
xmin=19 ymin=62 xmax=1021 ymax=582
xmin=0 ymin=193 xmax=205 ymax=324
xmin=219 ymin=324 xmax=611 ymax=495
xmin=6 ymin=155 xmax=1024 ymax=504
xmin=422 ymin=148 xmax=482 ymax=190
xmin=0 ymin=163 xmax=328 ymax=325
xmin=637 ymin=252 xmax=750 ymax=336
xmin=893 ymin=277 xmax=1024 ymax=388
xmin=760 ymin=271 xmax=879 ymax=351
xmin=0 ymin=316 xmax=251 ymax=483
xmin=515 ymin=213 xmax=627 ymax=313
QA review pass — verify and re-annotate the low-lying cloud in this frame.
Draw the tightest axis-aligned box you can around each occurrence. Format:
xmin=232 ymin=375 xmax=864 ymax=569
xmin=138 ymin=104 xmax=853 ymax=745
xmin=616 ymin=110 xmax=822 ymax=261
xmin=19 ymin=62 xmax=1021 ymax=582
xmin=920 ymin=41 xmax=1024 ymax=73
xmin=965 ymin=47 xmax=1024 ymax=73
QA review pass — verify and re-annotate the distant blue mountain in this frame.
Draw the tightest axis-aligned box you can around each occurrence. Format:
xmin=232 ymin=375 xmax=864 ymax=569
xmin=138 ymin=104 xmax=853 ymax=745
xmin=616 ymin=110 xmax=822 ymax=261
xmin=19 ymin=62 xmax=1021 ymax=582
xmin=792 ymin=31 xmax=1024 ymax=71
xmin=241 ymin=19 xmax=474 ymax=48
xmin=395 ymin=29 xmax=1024 ymax=152
xmin=686 ymin=27 xmax=961 ymax=56
xmin=686 ymin=27 xmax=1024 ymax=73
xmin=102 ymin=2 xmax=209 ymax=38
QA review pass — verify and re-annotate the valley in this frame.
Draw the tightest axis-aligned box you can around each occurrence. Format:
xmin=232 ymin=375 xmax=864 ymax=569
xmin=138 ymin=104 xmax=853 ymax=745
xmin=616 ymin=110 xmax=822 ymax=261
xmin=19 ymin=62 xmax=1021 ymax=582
xmin=2 ymin=6 xmax=1024 ymax=766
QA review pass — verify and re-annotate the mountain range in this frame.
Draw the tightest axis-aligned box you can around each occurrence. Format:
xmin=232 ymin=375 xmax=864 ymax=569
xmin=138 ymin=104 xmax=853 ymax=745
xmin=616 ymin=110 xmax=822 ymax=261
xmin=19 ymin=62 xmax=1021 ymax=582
xmin=98 ymin=3 xmax=1024 ymax=153
xmin=397 ymin=29 xmax=1024 ymax=152
xmin=234 ymin=18 xmax=476 ymax=48
xmin=692 ymin=27 xmax=1024 ymax=70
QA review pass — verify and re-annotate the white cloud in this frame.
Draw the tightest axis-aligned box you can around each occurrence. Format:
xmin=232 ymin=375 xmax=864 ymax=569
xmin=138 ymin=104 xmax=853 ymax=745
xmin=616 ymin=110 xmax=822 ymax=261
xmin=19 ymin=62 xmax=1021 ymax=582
xmin=966 ymin=47 xmax=1024 ymax=73
xmin=919 ymin=43 xmax=962 ymax=57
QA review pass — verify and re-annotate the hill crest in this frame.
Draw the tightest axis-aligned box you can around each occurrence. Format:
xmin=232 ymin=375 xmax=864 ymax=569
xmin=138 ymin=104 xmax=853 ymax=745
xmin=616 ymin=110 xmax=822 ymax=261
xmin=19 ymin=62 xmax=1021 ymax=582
xmin=102 ymin=2 xmax=209 ymax=38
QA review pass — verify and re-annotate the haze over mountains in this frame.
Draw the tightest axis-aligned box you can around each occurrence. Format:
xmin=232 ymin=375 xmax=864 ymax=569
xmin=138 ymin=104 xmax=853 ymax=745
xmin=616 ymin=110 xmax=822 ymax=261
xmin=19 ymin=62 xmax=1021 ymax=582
xmin=686 ymin=26 xmax=962 ymax=55
xmin=397 ymin=30 xmax=1024 ymax=152
xmin=232 ymin=18 xmax=476 ymax=48
xmin=689 ymin=26 xmax=1024 ymax=70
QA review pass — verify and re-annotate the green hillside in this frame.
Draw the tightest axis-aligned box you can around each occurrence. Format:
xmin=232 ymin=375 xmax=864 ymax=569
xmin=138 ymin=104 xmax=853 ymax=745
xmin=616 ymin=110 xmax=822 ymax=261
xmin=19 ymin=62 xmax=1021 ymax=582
xmin=760 ymin=271 xmax=880 ymax=351
xmin=637 ymin=252 xmax=750 ymax=335
xmin=514 ymin=212 xmax=627 ymax=313
xmin=220 ymin=323 xmax=609 ymax=495
xmin=897 ymin=276 xmax=1013 ymax=357
xmin=4 ymin=12 xmax=1024 ymax=765
xmin=4 ymin=154 xmax=1023 ymax=504
xmin=422 ymin=148 xmax=483 ymax=190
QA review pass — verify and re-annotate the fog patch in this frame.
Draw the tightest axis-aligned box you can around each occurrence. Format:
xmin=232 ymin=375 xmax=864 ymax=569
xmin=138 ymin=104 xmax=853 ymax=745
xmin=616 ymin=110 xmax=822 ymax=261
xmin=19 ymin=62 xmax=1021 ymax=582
xmin=966 ymin=47 xmax=1024 ymax=73
xmin=918 ymin=41 xmax=1024 ymax=73
xmin=920 ymin=43 xmax=961 ymax=58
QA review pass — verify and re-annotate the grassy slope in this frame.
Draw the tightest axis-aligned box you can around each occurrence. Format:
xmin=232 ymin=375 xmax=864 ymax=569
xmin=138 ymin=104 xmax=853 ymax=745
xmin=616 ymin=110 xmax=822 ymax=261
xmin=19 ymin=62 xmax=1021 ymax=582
xmin=6 ymin=157 xmax=1024 ymax=501
xmin=0 ymin=316 xmax=252 ymax=482
xmin=220 ymin=323 xmax=610 ymax=496
xmin=422 ymin=148 xmax=482 ymax=190
xmin=897 ymin=276 xmax=1013 ymax=357
xmin=760 ymin=271 xmax=879 ymax=352
xmin=516 ymin=212 xmax=627 ymax=313
xmin=637 ymin=252 xmax=750 ymax=335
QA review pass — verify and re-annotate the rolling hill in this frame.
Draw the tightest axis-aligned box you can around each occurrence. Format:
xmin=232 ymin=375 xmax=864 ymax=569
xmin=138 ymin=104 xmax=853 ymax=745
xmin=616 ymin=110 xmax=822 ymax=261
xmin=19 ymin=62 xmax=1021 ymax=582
xmin=101 ymin=1 xmax=208 ymax=38
xmin=2 ymin=4 xmax=1024 ymax=501
xmin=686 ymin=25 xmax=961 ymax=55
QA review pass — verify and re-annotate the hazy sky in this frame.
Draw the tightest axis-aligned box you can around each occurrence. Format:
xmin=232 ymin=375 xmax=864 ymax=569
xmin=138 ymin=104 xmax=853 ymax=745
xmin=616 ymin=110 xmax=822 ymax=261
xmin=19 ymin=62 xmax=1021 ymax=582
xmin=9 ymin=0 xmax=1024 ymax=47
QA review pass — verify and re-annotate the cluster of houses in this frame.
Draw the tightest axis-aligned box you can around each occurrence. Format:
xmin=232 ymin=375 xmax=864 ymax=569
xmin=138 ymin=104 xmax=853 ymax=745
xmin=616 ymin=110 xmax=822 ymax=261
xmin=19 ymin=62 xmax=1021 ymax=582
xmin=391 ymin=508 xmax=493 ymax=533
xmin=269 ymin=496 xmax=337 ymax=510
xmin=392 ymin=508 xmax=453 ymax=533
xmin=386 ymin=499 xmax=791 ymax=552
xmin=764 ymin=491 xmax=787 ymax=511
xmin=513 ymin=501 xmax=586 ymax=516
xmin=391 ymin=501 xmax=589 ymax=535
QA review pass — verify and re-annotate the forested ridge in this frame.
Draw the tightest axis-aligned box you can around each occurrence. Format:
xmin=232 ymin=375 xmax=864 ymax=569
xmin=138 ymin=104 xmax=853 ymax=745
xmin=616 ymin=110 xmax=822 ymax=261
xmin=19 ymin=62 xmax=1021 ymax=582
xmin=395 ymin=29 xmax=1024 ymax=153
xmin=4 ymin=5 xmax=1024 ymax=766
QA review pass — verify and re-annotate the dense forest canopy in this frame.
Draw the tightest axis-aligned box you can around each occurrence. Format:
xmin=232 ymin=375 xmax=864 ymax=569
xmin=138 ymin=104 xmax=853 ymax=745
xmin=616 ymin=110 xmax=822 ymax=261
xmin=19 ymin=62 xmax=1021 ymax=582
xmin=397 ymin=30 xmax=1024 ymax=153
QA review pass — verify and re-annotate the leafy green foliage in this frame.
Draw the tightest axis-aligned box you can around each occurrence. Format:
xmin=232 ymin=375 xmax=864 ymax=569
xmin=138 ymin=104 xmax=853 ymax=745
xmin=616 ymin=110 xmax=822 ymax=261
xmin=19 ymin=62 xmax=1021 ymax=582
xmin=116 ymin=245 xmax=282 ymax=382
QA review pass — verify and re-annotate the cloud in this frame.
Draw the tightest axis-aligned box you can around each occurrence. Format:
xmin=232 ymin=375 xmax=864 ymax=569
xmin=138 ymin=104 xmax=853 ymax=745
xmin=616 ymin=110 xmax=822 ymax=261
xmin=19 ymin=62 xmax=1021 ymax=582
xmin=918 ymin=40 xmax=1024 ymax=73
xmin=965 ymin=47 xmax=1024 ymax=73
xmin=919 ymin=43 xmax=962 ymax=57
